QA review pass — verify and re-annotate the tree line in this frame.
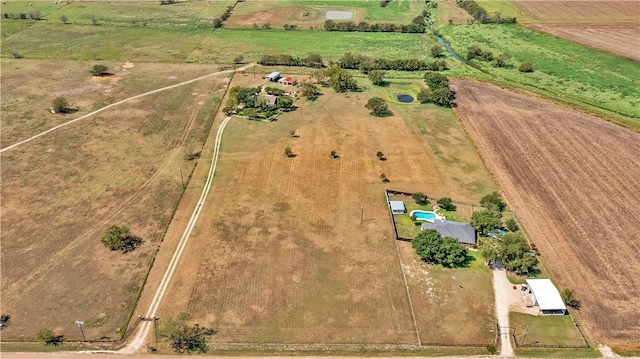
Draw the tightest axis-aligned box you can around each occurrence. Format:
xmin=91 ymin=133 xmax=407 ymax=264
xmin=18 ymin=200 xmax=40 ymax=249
xmin=337 ymin=53 xmax=447 ymax=73
xmin=456 ymin=0 xmax=516 ymax=23
xmin=417 ymin=72 xmax=453 ymax=107
xmin=211 ymin=6 xmax=233 ymax=28
xmin=258 ymin=53 xmax=325 ymax=68
xmin=323 ymin=19 xmax=426 ymax=33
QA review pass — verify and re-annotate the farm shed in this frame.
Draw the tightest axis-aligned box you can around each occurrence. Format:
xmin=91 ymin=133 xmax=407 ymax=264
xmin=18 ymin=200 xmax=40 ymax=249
xmin=421 ymin=219 xmax=476 ymax=247
xmin=389 ymin=201 xmax=406 ymax=214
xmin=525 ymin=279 xmax=567 ymax=315
xmin=266 ymin=72 xmax=281 ymax=82
xmin=281 ymin=77 xmax=297 ymax=86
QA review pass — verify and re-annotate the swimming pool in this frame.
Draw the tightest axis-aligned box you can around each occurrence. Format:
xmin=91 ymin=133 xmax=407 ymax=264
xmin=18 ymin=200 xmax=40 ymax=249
xmin=410 ymin=210 xmax=444 ymax=223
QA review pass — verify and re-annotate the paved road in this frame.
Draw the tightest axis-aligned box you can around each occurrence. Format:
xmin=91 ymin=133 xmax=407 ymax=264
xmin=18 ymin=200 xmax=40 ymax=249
xmin=492 ymin=266 xmax=515 ymax=357
xmin=2 ymin=354 xmax=495 ymax=359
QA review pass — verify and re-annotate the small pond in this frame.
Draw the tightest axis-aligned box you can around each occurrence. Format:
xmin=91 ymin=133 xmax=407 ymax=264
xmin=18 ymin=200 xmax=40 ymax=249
xmin=325 ymin=10 xmax=354 ymax=20
xmin=396 ymin=94 xmax=414 ymax=103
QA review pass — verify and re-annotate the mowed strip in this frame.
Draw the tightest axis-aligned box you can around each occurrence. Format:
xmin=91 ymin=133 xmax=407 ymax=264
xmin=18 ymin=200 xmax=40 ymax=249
xmin=525 ymin=24 xmax=640 ymax=62
xmin=451 ymin=80 xmax=640 ymax=347
xmin=156 ymin=90 xmax=465 ymax=344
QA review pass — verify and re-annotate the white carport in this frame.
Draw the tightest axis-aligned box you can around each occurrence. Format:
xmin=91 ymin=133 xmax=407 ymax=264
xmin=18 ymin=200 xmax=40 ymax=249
xmin=525 ymin=279 xmax=567 ymax=315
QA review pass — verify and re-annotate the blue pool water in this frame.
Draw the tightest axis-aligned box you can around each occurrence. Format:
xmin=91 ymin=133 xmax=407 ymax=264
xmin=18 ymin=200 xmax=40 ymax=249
xmin=413 ymin=211 xmax=436 ymax=221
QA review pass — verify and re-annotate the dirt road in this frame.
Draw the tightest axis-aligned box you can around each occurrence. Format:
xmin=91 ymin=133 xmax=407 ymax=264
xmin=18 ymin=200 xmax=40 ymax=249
xmin=492 ymin=266 xmax=514 ymax=357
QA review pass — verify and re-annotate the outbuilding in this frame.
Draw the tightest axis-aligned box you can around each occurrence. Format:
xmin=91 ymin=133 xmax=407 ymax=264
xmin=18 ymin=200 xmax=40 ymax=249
xmin=281 ymin=76 xmax=297 ymax=86
xmin=525 ymin=279 xmax=567 ymax=315
xmin=389 ymin=201 xmax=406 ymax=214
xmin=266 ymin=72 xmax=281 ymax=82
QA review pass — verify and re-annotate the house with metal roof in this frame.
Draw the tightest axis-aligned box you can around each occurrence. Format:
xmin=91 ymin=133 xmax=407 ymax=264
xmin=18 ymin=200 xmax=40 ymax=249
xmin=266 ymin=72 xmax=281 ymax=82
xmin=525 ymin=279 xmax=567 ymax=315
xmin=421 ymin=219 xmax=476 ymax=247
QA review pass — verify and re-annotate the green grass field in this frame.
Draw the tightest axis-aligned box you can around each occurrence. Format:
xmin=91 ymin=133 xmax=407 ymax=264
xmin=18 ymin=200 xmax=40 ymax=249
xmin=510 ymin=312 xmax=587 ymax=347
xmin=438 ymin=24 xmax=640 ymax=126
xmin=290 ymin=0 xmax=416 ymax=22
xmin=514 ymin=348 xmax=600 ymax=358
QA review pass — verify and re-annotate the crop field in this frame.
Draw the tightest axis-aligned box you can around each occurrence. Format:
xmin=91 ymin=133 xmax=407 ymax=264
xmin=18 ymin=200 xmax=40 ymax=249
xmin=526 ymin=24 xmax=640 ymax=62
xmin=227 ymin=0 xmax=423 ymax=29
xmin=512 ymin=1 xmax=640 ymax=23
xmin=439 ymin=24 xmax=640 ymax=126
xmin=451 ymin=80 xmax=640 ymax=350
xmin=1 ymin=22 xmax=434 ymax=63
xmin=155 ymin=75 xmax=496 ymax=345
xmin=0 ymin=63 xmax=229 ymax=341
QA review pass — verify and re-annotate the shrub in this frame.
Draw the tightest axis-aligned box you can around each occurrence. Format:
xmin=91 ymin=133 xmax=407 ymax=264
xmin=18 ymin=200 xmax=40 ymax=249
xmin=519 ymin=61 xmax=534 ymax=72
xmin=412 ymin=192 xmax=429 ymax=206
xmin=561 ymin=289 xmax=581 ymax=309
xmin=430 ymin=44 xmax=444 ymax=58
xmin=437 ymin=197 xmax=456 ymax=211
xmin=90 ymin=64 xmax=109 ymax=76
xmin=480 ymin=191 xmax=506 ymax=212
xmin=504 ymin=217 xmax=519 ymax=232
xmin=167 ymin=324 xmax=216 ymax=353
xmin=52 ymin=97 xmax=70 ymax=113
xmin=37 ymin=328 xmax=64 ymax=346
xmin=101 ymin=225 xmax=143 ymax=253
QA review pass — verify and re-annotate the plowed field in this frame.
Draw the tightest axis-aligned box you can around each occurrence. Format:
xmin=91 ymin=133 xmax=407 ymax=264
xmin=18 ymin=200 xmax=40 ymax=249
xmin=527 ymin=24 xmax=640 ymax=61
xmin=451 ymin=80 xmax=640 ymax=348
xmin=514 ymin=1 xmax=640 ymax=23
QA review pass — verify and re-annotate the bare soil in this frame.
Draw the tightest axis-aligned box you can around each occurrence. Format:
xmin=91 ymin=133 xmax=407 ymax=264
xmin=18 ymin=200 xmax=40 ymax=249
xmin=154 ymin=74 xmax=497 ymax=345
xmin=451 ymin=80 xmax=640 ymax=349
xmin=526 ymin=24 xmax=640 ymax=61
xmin=513 ymin=1 xmax=640 ymax=23
xmin=0 ymin=65 xmax=230 ymax=341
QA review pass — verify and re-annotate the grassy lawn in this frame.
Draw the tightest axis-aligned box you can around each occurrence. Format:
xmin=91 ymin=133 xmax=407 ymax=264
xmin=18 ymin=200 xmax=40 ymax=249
xmin=515 ymin=348 xmax=600 ymax=358
xmin=1 ymin=24 xmax=435 ymax=63
xmin=510 ymin=312 xmax=587 ymax=347
xmin=391 ymin=196 xmax=467 ymax=239
xmin=438 ymin=24 xmax=640 ymax=127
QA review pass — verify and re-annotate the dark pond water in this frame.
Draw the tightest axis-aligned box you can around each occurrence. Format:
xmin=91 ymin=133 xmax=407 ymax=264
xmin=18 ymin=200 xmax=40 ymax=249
xmin=396 ymin=94 xmax=414 ymax=103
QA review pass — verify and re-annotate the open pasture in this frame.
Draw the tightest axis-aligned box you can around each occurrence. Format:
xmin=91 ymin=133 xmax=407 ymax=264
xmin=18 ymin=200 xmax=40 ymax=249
xmin=155 ymin=75 xmax=496 ymax=345
xmin=439 ymin=24 xmax=640 ymax=126
xmin=226 ymin=0 xmax=421 ymax=29
xmin=510 ymin=312 xmax=586 ymax=347
xmin=451 ymin=80 xmax=640 ymax=350
xmin=512 ymin=1 xmax=640 ymax=24
xmin=0 ymin=69 xmax=229 ymax=341
xmin=526 ymin=24 xmax=640 ymax=62
xmin=1 ymin=59 xmax=225 ymax=148
xmin=1 ymin=23 xmax=434 ymax=63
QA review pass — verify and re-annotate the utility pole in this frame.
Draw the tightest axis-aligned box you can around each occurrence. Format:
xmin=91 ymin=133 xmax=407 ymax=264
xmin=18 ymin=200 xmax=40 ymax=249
xmin=180 ymin=169 xmax=185 ymax=189
xmin=75 ymin=320 xmax=86 ymax=342
xmin=360 ymin=204 xmax=364 ymax=224
xmin=154 ymin=317 xmax=160 ymax=343
xmin=522 ymin=325 xmax=529 ymax=345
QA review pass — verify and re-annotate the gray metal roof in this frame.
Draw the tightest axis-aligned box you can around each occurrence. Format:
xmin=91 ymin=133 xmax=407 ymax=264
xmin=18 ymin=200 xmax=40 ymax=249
xmin=421 ymin=219 xmax=476 ymax=245
xmin=389 ymin=201 xmax=406 ymax=212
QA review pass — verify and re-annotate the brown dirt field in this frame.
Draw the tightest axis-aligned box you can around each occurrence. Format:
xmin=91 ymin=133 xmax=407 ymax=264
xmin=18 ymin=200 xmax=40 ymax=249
xmin=526 ymin=24 xmax=640 ymax=62
xmin=155 ymin=75 xmax=497 ymax=345
xmin=434 ymin=0 xmax=472 ymax=25
xmin=226 ymin=3 xmax=349 ymax=29
xmin=513 ymin=1 xmax=640 ymax=23
xmin=451 ymin=80 xmax=640 ymax=348
xmin=0 ymin=68 xmax=229 ymax=341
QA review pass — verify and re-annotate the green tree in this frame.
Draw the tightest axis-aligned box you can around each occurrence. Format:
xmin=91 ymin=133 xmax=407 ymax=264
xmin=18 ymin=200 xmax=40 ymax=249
xmin=504 ymin=217 xmax=519 ymax=232
xmin=471 ymin=210 xmax=503 ymax=236
xmin=233 ymin=55 xmax=244 ymax=64
xmin=518 ymin=61 xmax=534 ymax=73
xmin=430 ymin=44 xmax=444 ymax=58
xmin=561 ymin=289 xmax=581 ymax=309
xmin=500 ymin=232 xmax=537 ymax=273
xmin=365 ymin=97 xmax=392 ymax=117
xmin=330 ymin=150 xmax=338 ymax=159
xmin=380 ymin=173 xmax=389 ymax=183
xmin=437 ymin=197 xmax=456 ymax=211
xmin=168 ymin=324 xmax=216 ymax=354
xmin=37 ymin=328 xmax=64 ymax=346
xmin=52 ymin=97 xmax=70 ymax=113
xmin=412 ymin=229 xmax=467 ymax=267
xmin=326 ymin=67 xmax=358 ymax=92
xmin=101 ymin=225 xmax=143 ymax=253
xmin=412 ymin=192 xmax=429 ymax=206
xmin=277 ymin=96 xmax=294 ymax=110
xmin=376 ymin=151 xmax=385 ymax=160
xmin=492 ymin=52 xmax=512 ymax=68
xmin=90 ymin=64 xmax=108 ymax=76
xmin=430 ymin=86 xmax=452 ymax=107
xmin=423 ymin=72 xmax=449 ymax=89
xmin=417 ymin=87 xmax=432 ymax=104
xmin=480 ymin=191 xmax=506 ymax=212
xmin=60 ymin=14 xmax=68 ymax=24
xmin=368 ymin=70 xmax=386 ymax=86
xmin=284 ymin=147 xmax=294 ymax=158
xmin=301 ymin=82 xmax=321 ymax=100
xmin=479 ymin=237 xmax=501 ymax=265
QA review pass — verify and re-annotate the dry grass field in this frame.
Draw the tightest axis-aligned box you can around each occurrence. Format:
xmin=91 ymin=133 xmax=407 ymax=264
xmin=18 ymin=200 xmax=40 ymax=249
xmin=513 ymin=1 xmax=640 ymax=23
xmin=0 ymin=64 xmax=230 ymax=341
xmin=451 ymin=80 xmax=640 ymax=350
xmin=526 ymin=24 xmax=640 ymax=62
xmin=155 ymin=75 xmax=496 ymax=345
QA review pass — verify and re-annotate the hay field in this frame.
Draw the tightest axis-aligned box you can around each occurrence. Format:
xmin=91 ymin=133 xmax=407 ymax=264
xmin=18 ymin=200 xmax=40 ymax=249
xmin=526 ymin=24 xmax=640 ymax=62
xmin=0 ymin=65 xmax=229 ymax=341
xmin=513 ymin=1 xmax=640 ymax=23
xmin=451 ymin=80 xmax=640 ymax=350
xmin=155 ymin=75 xmax=496 ymax=345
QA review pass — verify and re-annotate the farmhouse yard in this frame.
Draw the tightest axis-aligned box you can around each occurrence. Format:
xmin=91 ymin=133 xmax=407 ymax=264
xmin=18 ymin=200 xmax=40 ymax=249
xmin=451 ymin=80 xmax=640 ymax=351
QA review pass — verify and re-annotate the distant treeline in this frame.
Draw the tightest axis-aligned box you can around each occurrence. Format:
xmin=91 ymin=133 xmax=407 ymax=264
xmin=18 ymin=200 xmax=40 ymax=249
xmin=211 ymin=6 xmax=233 ymax=28
xmin=456 ymin=0 xmax=516 ymax=23
xmin=323 ymin=12 xmax=428 ymax=33
xmin=258 ymin=53 xmax=326 ymax=68
xmin=338 ymin=53 xmax=447 ymax=72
